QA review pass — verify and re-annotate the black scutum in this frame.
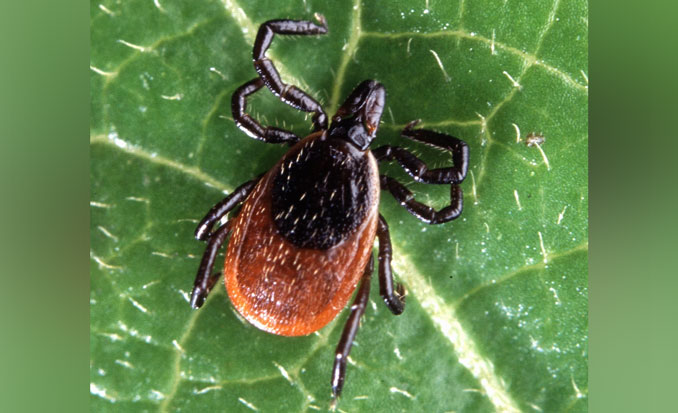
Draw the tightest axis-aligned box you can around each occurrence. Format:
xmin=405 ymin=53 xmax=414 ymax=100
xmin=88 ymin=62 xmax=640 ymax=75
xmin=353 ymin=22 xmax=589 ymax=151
xmin=271 ymin=136 xmax=372 ymax=249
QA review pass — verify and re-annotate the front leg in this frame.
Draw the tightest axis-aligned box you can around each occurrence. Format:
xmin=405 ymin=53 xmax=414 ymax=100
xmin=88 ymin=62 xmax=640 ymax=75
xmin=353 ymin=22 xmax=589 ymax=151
xmin=231 ymin=79 xmax=300 ymax=144
xmin=253 ymin=16 xmax=328 ymax=131
xmin=372 ymin=120 xmax=469 ymax=184
xmin=381 ymin=175 xmax=463 ymax=224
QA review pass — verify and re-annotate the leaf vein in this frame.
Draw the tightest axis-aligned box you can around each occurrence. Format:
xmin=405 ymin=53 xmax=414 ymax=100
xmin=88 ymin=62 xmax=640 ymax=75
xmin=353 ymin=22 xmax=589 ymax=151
xmin=453 ymin=243 xmax=588 ymax=309
xmin=90 ymin=133 xmax=231 ymax=193
xmin=361 ymin=30 xmax=586 ymax=92
xmin=392 ymin=253 xmax=523 ymax=413
xmin=328 ymin=0 xmax=363 ymax=115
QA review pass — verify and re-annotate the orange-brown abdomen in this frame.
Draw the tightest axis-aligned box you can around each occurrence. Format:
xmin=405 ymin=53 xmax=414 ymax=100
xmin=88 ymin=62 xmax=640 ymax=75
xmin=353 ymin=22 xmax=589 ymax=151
xmin=224 ymin=133 xmax=380 ymax=336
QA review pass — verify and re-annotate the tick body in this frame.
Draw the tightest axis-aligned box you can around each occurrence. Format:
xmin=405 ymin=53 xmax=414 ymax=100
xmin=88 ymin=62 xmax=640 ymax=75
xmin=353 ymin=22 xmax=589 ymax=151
xmin=226 ymin=132 xmax=380 ymax=336
xmin=190 ymin=14 xmax=469 ymax=399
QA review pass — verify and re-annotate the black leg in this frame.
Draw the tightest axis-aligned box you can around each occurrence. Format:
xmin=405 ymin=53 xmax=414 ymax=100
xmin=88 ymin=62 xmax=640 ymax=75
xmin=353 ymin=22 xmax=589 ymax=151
xmin=231 ymin=78 xmax=300 ymax=144
xmin=195 ymin=178 xmax=259 ymax=241
xmin=372 ymin=120 xmax=469 ymax=184
xmin=252 ymin=16 xmax=328 ymax=131
xmin=377 ymin=214 xmax=406 ymax=315
xmin=190 ymin=221 xmax=232 ymax=309
xmin=331 ymin=255 xmax=373 ymax=398
xmin=381 ymin=175 xmax=463 ymax=224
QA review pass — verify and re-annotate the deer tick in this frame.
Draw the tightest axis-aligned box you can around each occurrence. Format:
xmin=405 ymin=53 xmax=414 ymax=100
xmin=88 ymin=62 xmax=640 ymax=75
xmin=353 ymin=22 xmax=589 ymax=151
xmin=190 ymin=14 xmax=469 ymax=399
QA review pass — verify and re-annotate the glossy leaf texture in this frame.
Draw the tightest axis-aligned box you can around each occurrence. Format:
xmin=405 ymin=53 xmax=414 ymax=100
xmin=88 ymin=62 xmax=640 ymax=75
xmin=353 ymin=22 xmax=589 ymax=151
xmin=91 ymin=0 xmax=588 ymax=412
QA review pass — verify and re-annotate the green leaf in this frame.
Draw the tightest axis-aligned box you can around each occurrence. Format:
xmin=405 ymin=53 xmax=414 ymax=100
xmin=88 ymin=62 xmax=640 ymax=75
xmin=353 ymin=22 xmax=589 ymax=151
xmin=91 ymin=0 xmax=588 ymax=412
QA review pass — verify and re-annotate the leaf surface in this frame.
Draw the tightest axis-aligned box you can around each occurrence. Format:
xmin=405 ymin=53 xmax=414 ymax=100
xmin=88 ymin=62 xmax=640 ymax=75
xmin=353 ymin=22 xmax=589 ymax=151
xmin=91 ymin=0 xmax=588 ymax=411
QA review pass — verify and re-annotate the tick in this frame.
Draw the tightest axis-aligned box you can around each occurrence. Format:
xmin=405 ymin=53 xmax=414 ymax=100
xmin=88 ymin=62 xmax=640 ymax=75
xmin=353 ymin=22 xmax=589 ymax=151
xmin=190 ymin=14 xmax=469 ymax=399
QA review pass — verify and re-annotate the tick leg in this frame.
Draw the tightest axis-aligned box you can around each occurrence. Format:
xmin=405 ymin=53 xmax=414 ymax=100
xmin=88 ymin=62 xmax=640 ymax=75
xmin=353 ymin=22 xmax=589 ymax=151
xmin=377 ymin=214 xmax=406 ymax=315
xmin=372 ymin=120 xmax=469 ymax=184
xmin=194 ymin=178 xmax=259 ymax=241
xmin=232 ymin=78 xmax=300 ymax=144
xmin=190 ymin=221 xmax=232 ymax=309
xmin=381 ymin=175 xmax=463 ymax=224
xmin=253 ymin=16 xmax=328 ymax=131
xmin=331 ymin=255 xmax=373 ymax=398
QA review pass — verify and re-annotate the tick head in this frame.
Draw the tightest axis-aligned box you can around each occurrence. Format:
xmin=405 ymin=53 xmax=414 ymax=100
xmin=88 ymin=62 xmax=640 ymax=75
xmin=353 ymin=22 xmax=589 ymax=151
xmin=329 ymin=80 xmax=386 ymax=150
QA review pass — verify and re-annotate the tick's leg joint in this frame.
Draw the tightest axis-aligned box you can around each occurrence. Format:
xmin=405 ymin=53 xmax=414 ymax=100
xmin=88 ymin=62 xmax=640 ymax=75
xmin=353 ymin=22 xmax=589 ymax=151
xmin=377 ymin=214 xmax=406 ymax=315
xmin=195 ymin=179 xmax=258 ymax=241
xmin=251 ymin=18 xmax=329 ymax=132
xmin=372 ymin=122 xmax=469 ymax=184
xmin=191 ymin=222 xmax=232 ymax=309
xmin=374 ymin=122 xmax=469 ymax=224
xmin=231 ymin=78 xmax=300 ymax=144
xmin=331 ymin=255 xmax=373 ymax=398
xmin=380 ymin=175 xmax=464 ymax=224
xmin=192 ymin=178 xmax=260 ymax=308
